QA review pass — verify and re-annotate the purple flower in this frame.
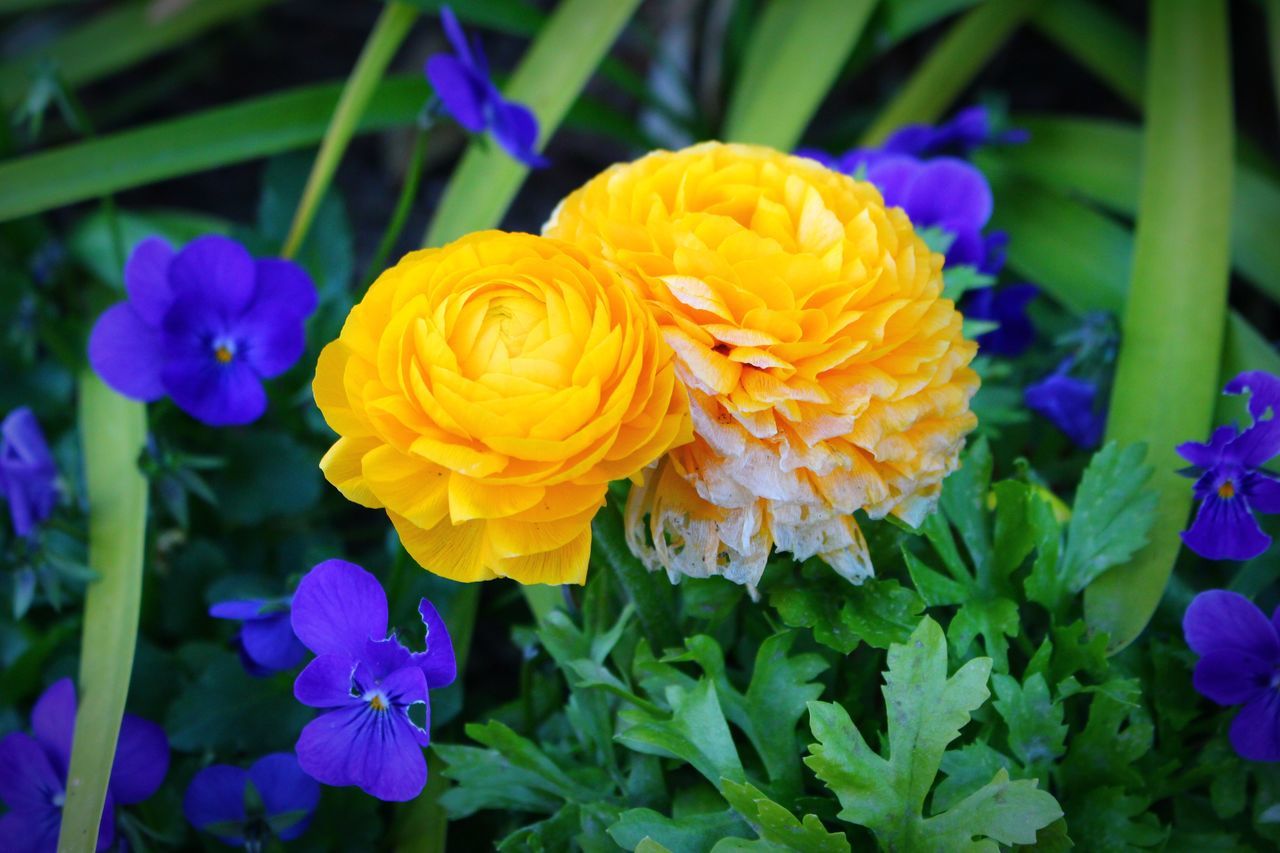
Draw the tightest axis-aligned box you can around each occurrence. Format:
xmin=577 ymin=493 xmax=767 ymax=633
xmin=425 ymin=6 xmax=548 ymax=168
xmin=290 ymin=559 xmax=456 ymax=802
xmin=0 ymin=678 xmax=169 ymax=852
xmin=1024 ymin=357 xmax=1106 ymax=449
xmin=1177 ymin=371 xmax=1280 ymax=561
xmin=184 ymin=752 xmax=320 ymax=847
xmin=0 ymin=408 xmax=58 ymax=539
xmin=880 ymin=105 xmax=1029 ymax=158
xmin=88 ymin=235 xmax=317 ymax=427
xmin=1183 ymin=590 xmax=1280 ymax=761
xmin=965 ymin=283 xmax=1038 ymax=357
xmin=210 ymin=597 xmax=307 ymax=677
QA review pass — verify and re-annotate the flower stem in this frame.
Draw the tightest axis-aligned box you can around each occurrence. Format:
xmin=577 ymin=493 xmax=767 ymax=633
xmin=364 ymin=125 xmax=430 ymax=283
xmin=57 ymin=375 xmax=148 ymax=853
xmin=282 ymin=1 xmax=418 ymax=259
xmin=721 ymin=0 xmax=877 ymax=149
xmin=521 ymin=585 xmax=563 ymax=625
xmin=860 ymin=0 xmax=1040 ymax=146
xmin=422 ymin=0 xmax=643 ymax=247
xmin=1084 ymin=0 xmax=1234 ymax=653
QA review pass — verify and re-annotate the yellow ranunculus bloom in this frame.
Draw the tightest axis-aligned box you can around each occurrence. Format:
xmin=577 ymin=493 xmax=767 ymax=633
xmin=546 ymin=142 xmax=979 ymax=589
xmin=313 ymin=231 xmax=690 ymax=585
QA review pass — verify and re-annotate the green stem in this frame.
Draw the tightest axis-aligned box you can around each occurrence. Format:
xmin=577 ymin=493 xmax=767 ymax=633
xmin=282 ymin=2 xmax=418 ymax=259
xmin=1083 ymin=0 xmax=1234 ymax=653
xmin=521 ymin=585 xmax=564 ymax=625
xmin=1030 ymin=0 xmax=1143 ymax=108
xmin=721 ymin=0 xmax=878 ymax=149
xmin=423 ymin=0 xmax=642 ymax=246
xmin=365 ymin=126 xmax=430 ymax=282
xmin=57 ymin=375 xmax=148 ymax=853
xmin=860 ymin=0 xmax=1039 ymax=146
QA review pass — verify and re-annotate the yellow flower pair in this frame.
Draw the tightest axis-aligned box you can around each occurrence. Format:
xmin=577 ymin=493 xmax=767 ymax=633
xmin=314 ymin=143 xmax=979 ymax=588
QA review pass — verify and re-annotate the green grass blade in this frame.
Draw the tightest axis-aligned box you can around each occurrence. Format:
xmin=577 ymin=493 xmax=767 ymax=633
xmin=57 ymin=376 xmax=149 ymax=852
xmin=0 ymin=75 xmax=426 ymax=222
xmin=282 ymin=2 xmax=418 ymax=258
xmin=1083 ymin=1 xmax=1234 ymax=653
xmin=860 ymin=0 xmax=1039 ymax=146
xmin=0 ymin=0 xmax=277 ymax=105
xmin=422 ymin=0 xmax=642 ymax=247
xmin=721 ymin=0 xmax=878 ymax=149
xmin=1030 ymin=0 xmax=1143 ymax=108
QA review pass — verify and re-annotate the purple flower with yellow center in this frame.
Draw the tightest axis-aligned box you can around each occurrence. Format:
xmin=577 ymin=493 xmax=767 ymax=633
xmin=210 ymin=596 xmax=307 ymax=677
xmin=290 ymin=559 xmax=456 ymax=801
xmin=0 ymin=407 xmax=58 ymax=540
xmin=184 ymin=752 xmax=320 ymax=847
xmin=965 ymin=283 xmax=1038 ymax=357
xmin=425 ymin=6 xmax=547 ymax=167
xmin=1177 ymin=371 xmax=1280 ymax=561
xmin=89 ymin=235 xmax=317 ymax=427
xmin=0 ymin=678 xmax=169 ymax=852
xmin=1024 ymin=357 xmax=1106 ymax=449
xmin=1184 ymin=590 xmax=1280 ymax=761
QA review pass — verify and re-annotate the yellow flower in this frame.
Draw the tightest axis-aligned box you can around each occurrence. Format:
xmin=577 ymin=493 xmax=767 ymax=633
xmin=545 ymin=142 xmax=979 ymax=588
xmin=313 ymin=231 xmax=690 ymax=585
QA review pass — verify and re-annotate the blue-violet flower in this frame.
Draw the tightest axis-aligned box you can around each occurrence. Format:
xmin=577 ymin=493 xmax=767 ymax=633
xmin=184 ymin=752 xmax=320 ymax=847
xmin=1024 ymin=357 xmax=1106 ymax=449
xmin=89 ymin=235 xmax=317 ymax=427
xmin=1184 ymin=589 xmax=1280 ymax=761
xmin=210 ymin=597 xmax=307 ymax=677
xmin=1177 ymin=371 xmax=1280 ymax=561
xmin=0 ymin=678 xmax=169 ymax=852
xmin=0 ymin=407 xmax=58 ymax=540
xmin=290 ymin=559 xmax=456 ymax=801
xmin=965 ymin=283 xmax=1038 ymax=357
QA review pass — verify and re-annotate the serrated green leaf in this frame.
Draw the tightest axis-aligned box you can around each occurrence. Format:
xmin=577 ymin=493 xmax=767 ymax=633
xmin=902 ymin=548 xmax=968 ymax=607
xmin=947 ymin=595 xmax=1020 ymax=670
xmin=770 ymin=575 xmax=924 ymax=654
xmin=608 ymin=809 xmax=750 ymax=852
xmin=617 ymin=678 xmax=745 ymax=790
xmin=717 ymin=779 xmax=849 ymax=852
xmin=1060 ymin=679 xmax=1153 ymax=792
xmin=991 ymin=673 xmax=1067 ymax=775
xmin=935 ymin=741 xmax=1016 ymax=813
xmin=742 ymin=632 xmax=828 ymax=797
xmin=940 ymin=438 xmax=995 ymax=574
xmin=920 ymin=769 xmax=1063 ymax=850
xmin=1065 ymin=786 xmax=1166 ymax=850
xmin=1061 ymin=442 xmax=1157 ymax=589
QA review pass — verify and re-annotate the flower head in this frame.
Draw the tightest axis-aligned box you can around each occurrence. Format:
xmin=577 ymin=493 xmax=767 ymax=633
xmin=291 ymin=559 xmax=456 ymax=801
xmin=89 ymin=235 xmax=317 ymax=426
xmin=546 ymin=142 xmax=979 ymax=588
xmin=425 ymin=6 xmax=547 ymax=167
xmin=963 ymin=283 xmax=1037 ymax=358
xmin=210 ymin=596 xmax=307 ymax=676
xmin=184 ymin=752 xmax=319 ymax=846
xmin=1184 ymin=590 xmax=1280 ymax=761
xmin=878 ymin=105 xmax=1029 ymax=159
xmin=1024 ymin=358 xmax=1106 ymax=449
xmin=313 ymin=231 xmax=689 ymax=585
xmin=0 ymin=407 xmax=58 ymax=539
xmin=0 ymin=678 xmax=169 ymax=852
xmin=1177 ymin=371 xmax=1280 ymax=561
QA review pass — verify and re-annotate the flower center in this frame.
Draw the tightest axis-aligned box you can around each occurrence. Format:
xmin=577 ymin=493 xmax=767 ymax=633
xmin=212 ymin=337 xmax=237 ymax=364
xmin=366 ymin=690 xmax=389 ymax=712
xmin=1218 ymin=479 xmax=1236 ymax=499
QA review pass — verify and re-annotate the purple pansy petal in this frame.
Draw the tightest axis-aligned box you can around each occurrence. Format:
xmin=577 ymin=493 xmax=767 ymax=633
xmin=123 ymin=237 xmax=175 ymax=325
xmin=1183 ymin=590 xmax=1280 ymax=659
xmin=161 ymin=352 xmax=267 ymax=427
xmin=183 ymin=764 xmax=249 ymax=845
xmin=110 ymin=714 xmax=169 ymax=805
xmin=1247 ymin=472 xmax=1280 ymax=513
xmin=1192 ymin=650 xmax=1271 ymax=706
xmin=940 ymin=224 xmax=985 ymax=269
xmin=240 ymin=317 xmax=308 ymax=380
xmin=375 ymin=663 xmax=430 ymax=707
xmin=0 ymin=806 xmax=60 ymax=853
xmin=167 ymin=235 xmax=256 ymax=317
xmin=427 ymin=54 xmax=489 ymax=132
xmin=968 ymin=284 xmax=1037 ymax=358
xmin=88 ymin=303 xmax=167 ymax=402
xmin=794 ymin=147 xmax=839 ymax=169
xmin=248 ymin=753 xmax=319 ymax=841
xmin=241 ymin=611 xmax=308 ymax=672
xmin=439 ymin=5 xmax=477 ymax=68
xmin=1225 ymin=370 xmax=1280 ymax=423
xmin=413 ymin=599 xmax=457 ymax=689
xmin=31 ymin=678 xmax=76 ymax=773
xmin=1 ymin=408 xmax=54 ymax=469
xmin=295 ymin=654 xmax=359 ymax=708
xmin=209 ymin=599 xmax=269 ymax=620
xmin=903 ymin=158 xmax=993 ymax=231
xmin=881 ymin=124 xmax=935 ymax=156
xmin=0 ymin=732 xmax=61 ymax=812
xmin=979 ymin=230 xmax=1008 ymax=276
xmin=1024 ymin=367 xmax=1105 ymax=449
xmin=488 ymin=98 xmax=548 ymax=168
xmin=1177 ymin=425 xmax=1239 ymax=470
xmin=296 ymin=703 xmax=429 ymax=802
xmin=358 ymin=637 xmax=414 ymax=684
xmin=250 ymin=259 xmax=318 ymax=320
xmin=865 ymin=156 xmax=919 ymax=207
xmin=295 ymin=705 xmax=366 ymax=789
xmin=1181 ymin=493 xmax=1272 ymax=562
xmin=291 ymin=560 xmax=389 ymax=658
xmin=1229 ymin=690 xmax=1280 ymax=762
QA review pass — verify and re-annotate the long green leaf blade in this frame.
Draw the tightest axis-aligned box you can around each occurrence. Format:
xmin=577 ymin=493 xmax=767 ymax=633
xmin=57 ymin=376 xmax=149 ymax=852
xmin=1083 ymin=1 xmax=1234 ymax=652
xmin=722 ymin=0 xmax=878 ymax=149
xmin=422 ymin=0 xmax=642 ymax=247
xmin=1030 ymin=0 xmax=1143 ymax=107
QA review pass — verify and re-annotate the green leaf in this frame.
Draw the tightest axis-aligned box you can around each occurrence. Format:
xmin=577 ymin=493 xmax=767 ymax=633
xmin=609 ymin=809 xmax=751 ymax=853
xmin=164 ymin=657 xmax=312 ymax=754
xmin=1059 ymin=679 xmax=1153 ymax=791
xmin=1065 ymin=787 xmax=1166 ymax=850
xmin=212 ymin=431 xmax=322 ymax=525
xmin=769 ymin=575 xmax=924 ymax=654
xmin=592 ymin=504 xmax=679 ymax=655
xmin=617 ymin=678 xmax=745 ymax=790
xmin=742 ymin=632 xmax=828 ymax=798
xmin=806 ymin=617 xmax=1058 ymax=848
xmin=990 ymin=673 xmax=1067 ymax=775
xmin=254 ymin=155 xmax=354 ymax=299
xmin=716 ymin=779 xmax=849 ymax=852
xmin=435 ymin=742 xmax=563 ymax=818
xmin=939 ymin=437 xmax=994 ymax=574
xmin=69 ymin=208 xmax=229 ymax=288
xmin=946 ymin=595 xmax=1019 ymax=670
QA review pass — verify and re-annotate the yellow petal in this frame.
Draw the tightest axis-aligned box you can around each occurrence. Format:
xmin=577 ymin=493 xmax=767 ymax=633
xmin=447 ymin=473 xmax=545 ymax=522
xmin=390 ymin=511 xmax=497 ymax=582
xmin=494 ymin=528 xmax=591 ymax=586
xmin=361 ymin=444 xmax=450 ymax=529
xmin=319 ymin=437 xmax=382 ymax=508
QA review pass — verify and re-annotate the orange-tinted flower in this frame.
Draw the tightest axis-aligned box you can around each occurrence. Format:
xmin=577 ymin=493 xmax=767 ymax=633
xmin=546 ymin=142 xmax=979 ymax=588
xmin=313 ymin=231 xmax=690 ymax=585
